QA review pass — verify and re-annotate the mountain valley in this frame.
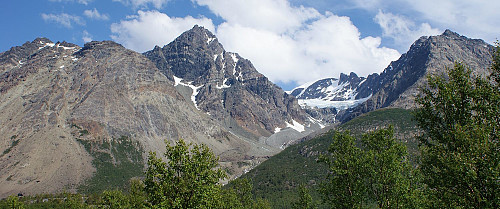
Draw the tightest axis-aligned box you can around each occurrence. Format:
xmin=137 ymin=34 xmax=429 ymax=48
xmin=0 ymin=26 xmax=496 ymax=204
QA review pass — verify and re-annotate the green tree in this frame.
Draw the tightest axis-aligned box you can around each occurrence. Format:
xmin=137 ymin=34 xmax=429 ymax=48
xmin=128 ymin=178 xmax=148 ymax=208
xmin=292 ymin=185 xmax=316 ymax=209
xmin=251 ymin=198 xmax=271 ymax=209
xmin=414 ymin=59 xmax=500 ymax=207
xmin=319 ymin=131 xmax=367 ymax=208
xmin=144 ymin=139 xmax=226 ymax=208
xmin=5 ymin=195 xmax=25 ymax=209
xmin=62 ymin=192 xmax=86 ymax=209
xmin=225 ymin=178 xmax=254 ymax=207
xmin=98 ymin=190 xmax=130 ymax=209
xmin=320 ymin=127 xmax=424 ymax=208
xmin=220 ymin=186 xmax=244 ymax=209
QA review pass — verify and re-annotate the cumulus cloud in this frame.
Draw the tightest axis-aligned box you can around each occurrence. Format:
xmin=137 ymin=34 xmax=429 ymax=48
xmin=82 ymin=30 xmax=93 ymax=43
xmin=197 ymin=0 xmax=400 ymax=84
xmin=112 ymin=0 xmax=170 ymax=9
xmin=403 ymin=0 xmax=500 ymax=43
xmin=195 ymin=0 xmax=321 ymax=34
xmin=216 ymin=12 xmax=399 ymax=84
xmin=84 ymin=8 xmax=109 ymax=20
xmin=374 ymin=10 xmax=440 ymax=51
xmin=110 ymin=0 xmax=401 ymax=86
xmin=41 ymin=13 xmax=85 ymax=28
xmin=351 ymin=0 xmax=500 ymax=44
xmin=110 ymin=10 xmax=215 ymax=52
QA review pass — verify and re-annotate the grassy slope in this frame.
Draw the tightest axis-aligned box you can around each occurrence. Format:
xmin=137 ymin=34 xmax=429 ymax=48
xmin=240 ymin=108 xmax=419 ymax=208
xmin=76 ymin=136 xmax=145 ymax=194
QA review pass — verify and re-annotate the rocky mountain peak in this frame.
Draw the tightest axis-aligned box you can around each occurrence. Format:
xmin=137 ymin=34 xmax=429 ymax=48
xmin=145 ymin=25 xmax=311 ymax=138
xmin=339 ymin=72 xmax=363 ymax=86
xmin=337 ymin=30 xmax=494 ymax=122
xmin=442 ymin=29 xmax=461 ymax=38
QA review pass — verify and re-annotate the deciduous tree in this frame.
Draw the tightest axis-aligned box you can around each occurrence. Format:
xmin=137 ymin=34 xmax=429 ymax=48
xmin=415 ymin=53 xmax=500 ymax=208
xmin=144 ymin=139 xmax=226 ymax=208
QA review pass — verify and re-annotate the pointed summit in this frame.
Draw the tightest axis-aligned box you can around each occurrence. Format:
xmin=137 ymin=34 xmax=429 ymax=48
xmin=441 ymin=29 xmax=460 ymax=38
xmin=173 ymin=25 xmax=221 ymax=50
xmin=144 ymin=25 xmax=312 ymax=140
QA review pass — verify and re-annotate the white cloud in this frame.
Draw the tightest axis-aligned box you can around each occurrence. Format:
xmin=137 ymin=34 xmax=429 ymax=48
xmin=403 ymin=0 xmax=500 ymax=43
xmin=110 ymin=10 xmax=215 ymax=52
xmin=198 ymin=0 xmax=400 ymax=84
xmin=350 ymin=0 xmax=500 ymax=44
xmin=41 ymin=13 xmax=85 ymax=28
xmin=84 ymin=8 xmax=110 ymax=20
xmin=112 ymin=0 xmax=170 ymax=9
xmin=374 ymin=10 xmax=440 ymax=51
xmin=216 ymin=12 xmax=400 ymax=84
xmin=83 ymin=30 xmax=93 ymax=43
xmin=110 ymin=0 xmax=401 ymax=86
xmin=49 ymin=0 xmax=93 ymax=5
xmin=195 ymin=0 xmax=321 ymax=34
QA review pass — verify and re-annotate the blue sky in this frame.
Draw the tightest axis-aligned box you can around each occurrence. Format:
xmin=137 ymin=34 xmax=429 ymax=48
xmin=1 ymin=0 xmax=499 ymax=90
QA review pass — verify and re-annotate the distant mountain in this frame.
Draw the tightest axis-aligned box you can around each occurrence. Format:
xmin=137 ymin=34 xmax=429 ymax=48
xmin=292 ymin=30 xmax=495 ymax=123
xmin=289 ymin=72 xmax=371 ymax=110
xmin=338 ymin=29 xmax=494 ymax=122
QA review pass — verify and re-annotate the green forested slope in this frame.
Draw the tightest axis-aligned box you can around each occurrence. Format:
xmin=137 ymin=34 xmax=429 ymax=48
xmin=240 ymin=108 xmax=419 ymax=208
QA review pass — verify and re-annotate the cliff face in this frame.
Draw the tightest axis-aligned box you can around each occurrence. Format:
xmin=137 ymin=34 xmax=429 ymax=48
xmin=0 ymin=38 xmax=267 ymax=197
xmin=338 ymin=30 xmax=494 ymax=122
xmin=144 ymin=25 xmax=309 ymax=138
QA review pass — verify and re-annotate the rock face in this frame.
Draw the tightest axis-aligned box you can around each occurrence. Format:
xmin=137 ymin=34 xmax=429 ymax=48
xmin=144 ymin=25 xmax=310 ymax=138
xmin=338 ymin=30 xmax=494 ymax=122
xmin=0 ymin=37 xmax=278 ymax=197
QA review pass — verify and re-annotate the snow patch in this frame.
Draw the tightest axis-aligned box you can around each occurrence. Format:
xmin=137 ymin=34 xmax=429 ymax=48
xmin=286 ymin=120 xmax=305 ymax=132
xmin=274 ymin=127 xmax=282 ymax=133
xmin=206 ymin=34 xmax=216 ymax=45
xmin=299 ymin=95 xmax=372 ymax=110
xmin=56 ymin=43 xmax=76 ymax=50
xmin=308 ymin=116 xmax=325 ymax=129
xmin=38 ymin=42 xmax=55 ymax=50
xmin=216 ymin=78 xmax=231 ymax=89
xmin=59 ymin=65 xmax=65 ymax=69
xmin=230 ymin=53 xmax=239 ymax=63
xmin=173 ymin=75 xmax=183 ymax=86
xmin=172 ymin=75 xmax=203 ymax=110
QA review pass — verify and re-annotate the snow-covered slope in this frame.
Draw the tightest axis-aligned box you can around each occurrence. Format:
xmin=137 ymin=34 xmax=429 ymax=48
xmin=289 ymin=72 xmax=372 ymax=110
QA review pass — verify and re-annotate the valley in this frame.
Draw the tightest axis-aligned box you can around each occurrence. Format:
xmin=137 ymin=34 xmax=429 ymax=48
xmin=0 ymin=25 xmax=498 ymax=208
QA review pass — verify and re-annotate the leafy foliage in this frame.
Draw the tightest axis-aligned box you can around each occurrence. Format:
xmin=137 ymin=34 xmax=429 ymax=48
xmin=222 ymin=178 xmax=271 ymax=209
xmin=319 ymin=127 xmax=425 ymax=208
xmin=415 ymin=57 xmax=500 ymax=207
xmin=292 ymin=185 xmax=317 ymax=209
xmin=144 ymin=139 xmax=226 ymax=208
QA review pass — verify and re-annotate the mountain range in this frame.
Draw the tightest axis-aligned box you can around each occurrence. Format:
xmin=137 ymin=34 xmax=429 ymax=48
xmin=291 ymin=30 xmax=493 ymax=123
xmin=0 ymin=26 xmax=319 ymax=197
xmin=0 ymin=26 xmax=494 ymax=198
